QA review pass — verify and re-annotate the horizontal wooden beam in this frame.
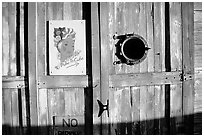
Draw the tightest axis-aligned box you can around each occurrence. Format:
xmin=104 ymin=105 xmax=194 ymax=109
xmin=38 ymin=75 xmax=88 ymax=88
xmin=2 ymin=76 xmax=26 ymax=88
xmin=109 ymin=71 xmax=192 ymax=87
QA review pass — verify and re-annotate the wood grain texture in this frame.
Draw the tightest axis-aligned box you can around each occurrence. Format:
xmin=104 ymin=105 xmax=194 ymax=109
xmin=2 ymin=89 xmax=12 ymax=134
xmin=91 ymin=2 xmax=101 ymax=135
xmin=11 ymin=89 xmax=20 ymax=134
xmin=110 ymin=71 xmax=182 ymax=87
xmin=138 ymin=3 xmax=148 ymax=135
xmin=193 ymin=2 xmax=202 ymax=135
xmin=169 ymin=2 xmax=183 ymax=134
xmin=20 ymin=2 xmax=25 ymax=76
xmin=8 ymin=2 xmax=17 ymax=76
xmin=28 ymin=3 xmax=38 ymax=134
xmin=2 ymin=2 xmax=10 ymax=76
xmin=99 ymin=2 xmax=111 ymax=134
xmin=38 ymin=75 xmax=88 ymax=88
xmin=182 ymin=2 xmax=194 ymax=134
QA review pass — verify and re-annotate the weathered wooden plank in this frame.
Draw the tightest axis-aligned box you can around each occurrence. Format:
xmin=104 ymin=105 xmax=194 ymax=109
xmin=21 ymin=88 xmax=27 ymax=134
xmin=194 ymin=68 xmax=202 ymax=113
xmin=109 ymin=88 xmax=117 ymax=134
xmin=38 ymin=75 xmax=88 ymax=88
xmin=194 ymin=10 xmax=202 ymax=23
xmin=194 ymin=44 xmax=202 ymax=68
xmin=154 ymin=85 xmax=166 ymax=134
xmin=28 ymin=2 xmax=38 ymax=134
xmin=20 ymin=2 xmax=25 ymax=76
xmin=154 ymin=2 xmax=166 ymax=135
xmin=2 ymin=81 xmax=25 ymax=89
xmin=120 ymin=87 xmax=132 ymax=134
xmin=47 ymin=89 xmax=66 ymax=134
xmin=2 ymin=76 xmax=25 ymax=81
xmin=147 ymin=2 xmax=155 ymax=135
xmin=110 ymin=71 xmax=182 ymax=87
xmin=2 ymin=2 xmax=10 ymax=76
xmin=11 ymin=89 xmax=20 ymax=134
xmin=170 ymin=84 xmax=183 ymax=134
xmin=37 ymin=2 xmax=46 ymax=76
xmin=154 ymin=2 xmax=163 ymax=72
xmin=131 ymin=87 xmax=140 ymax=135
xmin=138 ymin=3 xmax=148 ymax=134
xmin=170 ymin=2 xmax=182 ymax=71
xmin=194 ymin=2 xmax=202 ymax=10
xmin=2 ymin=76 xmax=25 ymax=89
xmin=114 ymin=2 xmax=126 ymax=74
xmin=110 ymin=88 xmax=123 ymax=135
xmin=64 ymin=88 xmax=85 ymax=135
xmin=2 ymin=89 xmax=12 ymax=134
xmin=91 ymin=2 xmax=101 ymax=135
xmin=37 ymin=89 xmax=48 ymax=134
xmin=194 ymin=22 xmax=202 ymax=32
xmin=7 ymin=2 xmax=16 ymax=75
xmin=169 ymin=2 xmax=183 ymax=134
xmin=182 ymin=2 xmax=194 ymax=134
xmin=100 ymin=2 xmax=111 ymax=134
xmin=47 ymin=89 xmax=56 ymax=135
xmin=194 ymin=31 xmax=202 ymax=45
xmin=8 ymin=2 xmax=17 ymax=76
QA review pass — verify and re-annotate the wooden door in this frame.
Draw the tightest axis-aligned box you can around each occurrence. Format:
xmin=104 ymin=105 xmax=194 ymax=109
xmin=28 ymin=2 xmax=92 ymax=135
xmin=2 ymin=2 xmax=194 ymax=135
xmin=94 ymin=2 xmax=194 ymax=135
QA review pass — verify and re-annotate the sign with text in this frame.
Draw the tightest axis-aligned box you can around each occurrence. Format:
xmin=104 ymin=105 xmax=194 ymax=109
xmin=49 ymin=20 xmax=86 ymax=75
xmin=53 ymin=115 xmax=84 ymax=135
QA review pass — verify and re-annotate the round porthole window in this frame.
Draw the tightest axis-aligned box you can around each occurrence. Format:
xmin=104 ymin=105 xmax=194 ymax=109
xmin=113 ymin=33 xmax=150 ymax=65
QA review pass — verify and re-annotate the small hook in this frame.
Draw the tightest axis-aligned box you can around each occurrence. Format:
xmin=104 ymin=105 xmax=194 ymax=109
xmin=97 ymin=100 xmax=109 ymax=117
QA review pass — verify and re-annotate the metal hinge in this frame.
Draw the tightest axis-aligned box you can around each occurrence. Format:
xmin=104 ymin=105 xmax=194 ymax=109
xmin=179 ymin=73 xmax=193 ymax=81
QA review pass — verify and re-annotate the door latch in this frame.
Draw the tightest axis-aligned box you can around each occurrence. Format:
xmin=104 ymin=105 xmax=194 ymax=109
xmin=97 ymin=99 xmax=109 ymax=117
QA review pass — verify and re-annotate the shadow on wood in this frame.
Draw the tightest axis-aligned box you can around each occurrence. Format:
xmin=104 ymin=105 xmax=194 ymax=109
xmin=2 ymin=112 xmax=202 ymax=135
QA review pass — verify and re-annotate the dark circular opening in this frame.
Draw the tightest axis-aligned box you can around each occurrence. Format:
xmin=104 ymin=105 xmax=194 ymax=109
xmin=122 ymin=37 xmax=146 ymax=60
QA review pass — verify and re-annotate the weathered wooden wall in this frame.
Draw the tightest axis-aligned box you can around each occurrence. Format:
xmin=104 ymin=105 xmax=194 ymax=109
xmin=98 ymin=2 xmax=194 ymax=135
xmin=2 ymin=2 xmax=199 ymax=135
xmin=2 ymin=2 xmax=27 ymax=135
xmin=193 ymin=2 xmax=202 ymax=135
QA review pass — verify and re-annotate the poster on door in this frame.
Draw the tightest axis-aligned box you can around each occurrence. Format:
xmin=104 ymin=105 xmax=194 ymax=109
xmin=49 ymin=20 xmax=86 ymax=75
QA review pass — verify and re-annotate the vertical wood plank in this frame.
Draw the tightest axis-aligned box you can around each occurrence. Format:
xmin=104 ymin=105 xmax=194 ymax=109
xmin=11 ymin=89 xmax=20 ymax=134
xmin=170 ymin=84 xmax=183 ymax=134
xmin=169 ymin=2 xmax=183 ymax=134
xmin=2 ymin=2 xmax=10 ymax=76
xmin=146 ymin=2 xmax=155 ymax=135
xmin=28 ymin=2 xmax=38 ymax=134
xmin=131 ymin=87 xmax=140 ymax=135
xmin=120 ymin=87 xmax=132 ymax=134
xmin=8 ymin=2 xmax=17 ymax=76
xmin=37 ymin=89 xmax=48 ymax=134
xmin=47 ymin=89 xmax=56 ymax=135
xmin=37 ymin=2 xmax=46 ymax=76
xmin=2 ymin=89 xmax=12 ymax=134
xmin=47 ymin=89 xmax=66 ymax=134
xmin=114 ymin=2 xmax=126 ymax=74
xmin=21 ymin=88 xmax=27 ymax=134
xmin=182 ymin=2 xmax=194 ymax=134
xmin=153 ymin=2 xmax=166 ymax=135
xmin=20 ymin=2 xmax=25 ymax=76
xmin=64 ymin=88 xmax=85 ymax=134
xmin=63 ymin=3 xmax=72 ymax=20
xmin=100 ymin=2 xmax=111 ymax=134
xmin=138 ymin=3 xmax=148 ymax=135
xmin=110 ymin=88 xmax=123 ymax=135
xmin=37 ymin=3 xmax=48 ymax=134
xmin=91 ymin=2 xmax=101 ymax=135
